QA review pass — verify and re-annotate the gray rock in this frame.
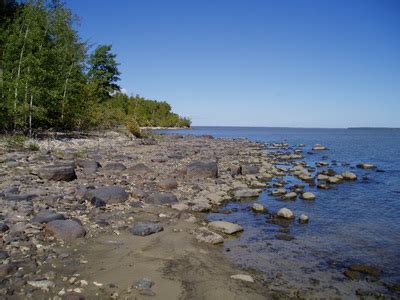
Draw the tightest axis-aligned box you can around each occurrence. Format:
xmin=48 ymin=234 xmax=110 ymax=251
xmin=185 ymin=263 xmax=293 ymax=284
xmin=32 ymin=210 xmax=65 ymax=224
xmin=195 ymin=227 xmax=224 ymax=244
xmin=147 ymin=192 xmax=178 ymax=205
xmin=76 ymin=159 xmax=101 ymax=174
xmin=277 ymin=208 xmax=294 ymax=219
xmin=229 ymin=165 xmax=242 ymax=177
xmin=129 ymin=163 xmax=153 ymax=175
xmin=4 ymin=193 xmax=37 ymax=201
xmin=301 ymin=192 xmax=316 ymax=200
xmin=0 ymin=263 xmax=17 ymax=278
xmin=241 ymin=164 xmax=259 ymax=175
xmin=234 ymin=189 xmax=260 ymax=199
xmin=38 ymin=164 xmax=77 ymax=181
xmin=0 ymin=250 xmax=9 ymax=259
xmin=208 ymin=221 xmax=243 ymax=234
xmin=102 ymin=162 xmax=127 ymax=171
xmin=186 ymin=161 xmax=218 ymax=179
xmin=84 ymin=186 xmax=129 ymax=204
xmin=131 ymin=222 xmax=163 ymax=236
xmin=252 ymin=203 xmax=266 ymax=212
xmin=157 ymin=179 xmax=178 ymax=190
xmin=45 ymin=220 xmax=86 ymax=241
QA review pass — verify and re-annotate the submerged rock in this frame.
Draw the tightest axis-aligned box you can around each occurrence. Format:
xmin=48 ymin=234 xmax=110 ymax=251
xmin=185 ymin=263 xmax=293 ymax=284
xmin=208 ymin=221 xmax=243 ymax=234
xmin=131 ymin=222 xmax=163 ymax=236
xmin=357 ymin=163 xmax=376 ymax=169
xmin=252 ymin=203 xmax=266 ymax=212
xmin=299 ymin=214 xmax=309 ymax=224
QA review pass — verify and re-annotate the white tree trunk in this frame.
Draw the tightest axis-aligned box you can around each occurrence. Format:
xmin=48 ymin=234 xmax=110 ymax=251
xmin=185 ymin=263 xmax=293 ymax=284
xmin=61 ymin=62 xmax=74 ymax=122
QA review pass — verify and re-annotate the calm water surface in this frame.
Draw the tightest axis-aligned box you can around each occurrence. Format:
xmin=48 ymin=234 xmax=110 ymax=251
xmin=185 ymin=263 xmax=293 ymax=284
xmin=159 ymin=127 xmax=400 ymax=294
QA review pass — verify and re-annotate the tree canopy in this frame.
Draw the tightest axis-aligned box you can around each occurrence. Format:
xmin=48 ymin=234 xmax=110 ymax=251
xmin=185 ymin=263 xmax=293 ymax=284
xmin=0 ymin=0 xmax=190 ymax=134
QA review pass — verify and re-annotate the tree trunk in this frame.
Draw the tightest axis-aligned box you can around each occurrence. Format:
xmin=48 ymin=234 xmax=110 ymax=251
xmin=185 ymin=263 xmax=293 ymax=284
xmin=61 ymin=62 xmax=74 ymax=122
xmin=13 ymin=25 xmax=30 ymax=133
xmin=29 ymin=94 xmax=33 ymax=137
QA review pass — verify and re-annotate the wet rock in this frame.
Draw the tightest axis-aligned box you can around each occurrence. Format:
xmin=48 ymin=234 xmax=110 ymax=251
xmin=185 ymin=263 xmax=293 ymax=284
xmin=195 ymin=227 xmax=224 ymax=244
xmin=282 ymin=192 xmax=297 ymax=200
xmin=342 ymin=171 xmax=357 ymax=180
xmin=275 ymin=234 xmax=295 ymax=241
xmin=230 ymin=274 xmax=254 ymax=283
xmin=131 ymin=222 xmax=163 ymax=236
xmin=186 ymin=161 xmax=218 ymax=179
xmin=241 ymin=164 xmax=259 ymax=175
xmin=312 ymin=144 xmax=328 ymax=151
xmin=102 ymin=162 xmax=127 ymax=171
xmin=157 ymin=179 xmax=178 ymax=190
xmin=349 ymin=264 xmax=381 ymax=277
xmin=277 ymin=208 xmax=294 ymax=219
xmin=317 ymin=174 xmax=329 ymax=181
xmin=252 ymin=203 xmax=266 ymax=213
xmin=234 ymin=189 xmax=260 ymax=199
xmin=357 ymin=163 xmax=376 ymax=169
xmin=344 ymin=270 xmax=361 ymax=280
xmin=301 ymin=192 xmax=316 ymax=200
xmin=328 ymin=175 xmax=342 ymax=184
xmin=38 ymin=164 xmax=77 ymax=181
xmin=147 ymin=192 xmax=178 ymax=205
xmin=299 ymin=214 xmax=309 ymax=224
xmin=45 ymin=219 xmax=86 ymax=241
xmin=32 ymin=210 xmax=65 ymax=224
xmin=271 ymin=188 xmax=287 ymax=196
xmin=208 ymin=221 xmax=243 ymax=234
xmin=84 ymin=186 xmax=129 ymax=204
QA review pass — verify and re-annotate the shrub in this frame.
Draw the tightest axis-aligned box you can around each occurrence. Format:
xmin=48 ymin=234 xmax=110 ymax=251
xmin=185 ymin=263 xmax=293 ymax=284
xmin=27 ymin=142 xmax=40 ymax=151
xmin=125 ymin=119 xmax=142 ymax=138
xmin=6 ymin=135 xmax=26 ymax=150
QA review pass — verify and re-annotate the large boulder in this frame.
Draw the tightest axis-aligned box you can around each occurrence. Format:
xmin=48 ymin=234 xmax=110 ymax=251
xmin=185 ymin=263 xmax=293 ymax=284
xmin=32 ymin=210 xmax=65 ymax=224
xmin=38 ymin=164 xmax=76 ymax=181
xmin=131 ymin=222 xmax=163 ymax=236
xmin=186 ymin=161 xmax=218 ymax=179
xmin=84 ymin=186 xmax=129 ymax=204
xmin=208 ymin=221 xmax=243 ymax=235
xmin=147 ymin=192 xmax=178 ymax=205
xmin=45 ymin=220 xmax=86 ymax=241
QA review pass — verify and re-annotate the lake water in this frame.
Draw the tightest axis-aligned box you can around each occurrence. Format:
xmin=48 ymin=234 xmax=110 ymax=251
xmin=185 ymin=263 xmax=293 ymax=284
xmin=158 ymin=127 xmax=400 ymax=296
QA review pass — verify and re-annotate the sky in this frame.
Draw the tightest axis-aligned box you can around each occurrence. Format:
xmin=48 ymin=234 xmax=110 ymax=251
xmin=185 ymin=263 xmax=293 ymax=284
xmin=65 ymin=0 xmax=400 ymax=128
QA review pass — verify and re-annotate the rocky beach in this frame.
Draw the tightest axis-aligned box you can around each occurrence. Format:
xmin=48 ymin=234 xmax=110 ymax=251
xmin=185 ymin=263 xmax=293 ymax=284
xmin=0 ymin=129 xmax=398 ymax=299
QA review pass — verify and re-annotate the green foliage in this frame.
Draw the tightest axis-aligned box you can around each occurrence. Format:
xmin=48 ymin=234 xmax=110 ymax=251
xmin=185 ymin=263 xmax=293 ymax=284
xmin=5 ymin=134 xmax=26 ymax=149
xmin=88 ymin=44 xmax=120 ymax=101
xmin=0 ymin=0 xmax=190 ymax=135
xmin=125 ymin=118 xmax=141 ymax=138
xmin=27 ymin=142 xmax=40 ymax=151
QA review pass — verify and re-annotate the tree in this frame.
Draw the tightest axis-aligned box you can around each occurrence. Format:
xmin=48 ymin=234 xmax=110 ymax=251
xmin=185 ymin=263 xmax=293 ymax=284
xmin=87 ymin=44 xmax=120 ymax=101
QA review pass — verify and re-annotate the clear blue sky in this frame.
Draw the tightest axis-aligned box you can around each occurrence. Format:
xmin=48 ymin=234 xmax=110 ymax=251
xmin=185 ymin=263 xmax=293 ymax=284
xmin=66 ymin=0 xmax=400 ymax=128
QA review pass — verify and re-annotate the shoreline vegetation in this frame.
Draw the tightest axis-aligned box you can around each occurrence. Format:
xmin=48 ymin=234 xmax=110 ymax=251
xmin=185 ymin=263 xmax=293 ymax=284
xmin=0 ymin=0 xmax=190 ymax=136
